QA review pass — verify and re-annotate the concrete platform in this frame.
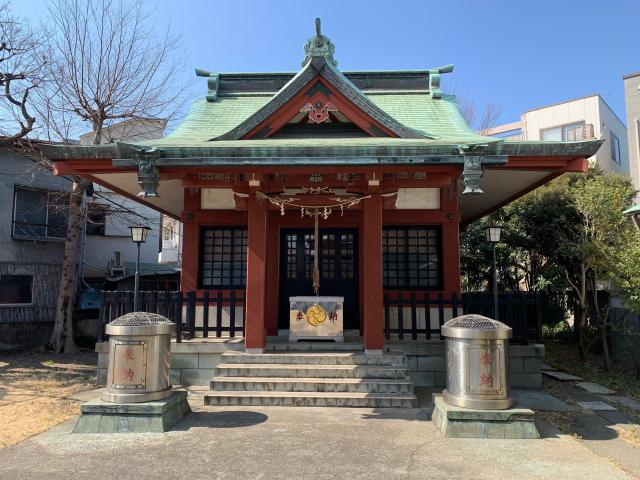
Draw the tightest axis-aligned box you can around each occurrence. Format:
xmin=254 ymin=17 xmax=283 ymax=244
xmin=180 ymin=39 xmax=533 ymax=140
xmin=432 ymin=394 xmax=540 ymax=439
xmin=73 ymin=391 xmax=191 ymax=433
xmin=97 ymin=340 xmax=544 ymax=389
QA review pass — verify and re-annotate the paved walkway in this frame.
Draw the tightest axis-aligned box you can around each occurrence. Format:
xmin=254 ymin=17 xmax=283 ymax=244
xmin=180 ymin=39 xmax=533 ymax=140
xmin=0 ymin=389 xmax=632 ymax=480
xmin=540 ymin=373 xmax=640 ymax=478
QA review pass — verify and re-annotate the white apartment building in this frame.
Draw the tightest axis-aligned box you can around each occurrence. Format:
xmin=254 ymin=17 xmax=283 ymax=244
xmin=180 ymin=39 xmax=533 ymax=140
xmin=623 ymin=72 xmax=640 ymax=190
xmin=488 ymin=94 xmax=629 ymax=176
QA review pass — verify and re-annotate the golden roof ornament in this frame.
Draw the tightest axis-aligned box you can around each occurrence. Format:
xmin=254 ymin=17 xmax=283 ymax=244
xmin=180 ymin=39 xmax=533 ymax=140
xmin=302 ymin=18 xmax=337 ymax=67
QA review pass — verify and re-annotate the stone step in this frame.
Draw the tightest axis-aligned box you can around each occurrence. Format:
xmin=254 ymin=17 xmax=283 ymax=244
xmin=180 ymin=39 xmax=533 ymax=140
xmin=265 ymin=342 xmax=363 ymax=352
xmin=215 ymin=363 xmax=409 ymax=379
xmin=220 ymin=352 xmax=407 ymax=366
xmin=210 ymin=376 xmax=415 ymax=394
xmin=203 ymin=391 xmax=417 ymax=408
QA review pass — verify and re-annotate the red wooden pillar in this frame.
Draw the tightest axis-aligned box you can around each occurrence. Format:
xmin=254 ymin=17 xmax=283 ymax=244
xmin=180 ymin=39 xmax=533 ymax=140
xmin=244 ymin=193 xmax=268 ymax=352
xmin=180 ymin=188 xmax=201 ymax=292
xmin=362 ymin=193 xmax=384 ymax=354
xmin=180 ymin=221 xmax=199 ymax=291
xmin=442 ymin=221 xmax=461 ymax=294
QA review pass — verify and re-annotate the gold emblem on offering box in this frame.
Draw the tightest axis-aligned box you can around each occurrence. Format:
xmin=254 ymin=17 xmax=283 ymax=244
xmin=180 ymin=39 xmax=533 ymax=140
xmin=305 ymin=304 xmax=327 ymax=326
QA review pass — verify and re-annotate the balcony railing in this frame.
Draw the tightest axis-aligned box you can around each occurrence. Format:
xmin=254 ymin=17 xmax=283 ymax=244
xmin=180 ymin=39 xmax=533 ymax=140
xmin=564 ymin=124 xmax=594 ymax=141
xmin=498 ymin=132 xmax=526 ymax=141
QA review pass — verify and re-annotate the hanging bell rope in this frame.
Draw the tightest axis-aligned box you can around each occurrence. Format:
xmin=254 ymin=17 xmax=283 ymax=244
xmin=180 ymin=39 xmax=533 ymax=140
xmin=255 ymin=191 xmax=371 ymax=297
xmin=313 ymin=209 xmax=320 ymax=296
xmin=255 ymin=191 xmax=371 ymax=215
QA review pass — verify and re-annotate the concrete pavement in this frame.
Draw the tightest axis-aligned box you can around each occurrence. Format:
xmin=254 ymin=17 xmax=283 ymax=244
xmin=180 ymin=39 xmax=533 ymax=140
xmin=0 ymin=391 xmax=632 ymax=480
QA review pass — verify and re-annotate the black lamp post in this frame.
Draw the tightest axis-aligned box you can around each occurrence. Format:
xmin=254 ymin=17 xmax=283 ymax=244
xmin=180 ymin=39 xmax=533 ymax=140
xmin=484 ymin=225 xmax=502 ymax=320
xmin=129 ymin=225 xmax=151 ymax=311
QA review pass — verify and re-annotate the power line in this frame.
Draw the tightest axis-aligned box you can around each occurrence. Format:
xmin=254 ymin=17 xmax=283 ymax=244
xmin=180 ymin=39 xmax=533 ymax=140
xmin=8 ymin=147 xmax=183 ymax=238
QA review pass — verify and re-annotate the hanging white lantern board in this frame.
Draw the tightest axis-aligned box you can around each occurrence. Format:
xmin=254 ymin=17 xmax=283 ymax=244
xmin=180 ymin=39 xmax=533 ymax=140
xmin=289 ymin=296 xmax=344 ymax=342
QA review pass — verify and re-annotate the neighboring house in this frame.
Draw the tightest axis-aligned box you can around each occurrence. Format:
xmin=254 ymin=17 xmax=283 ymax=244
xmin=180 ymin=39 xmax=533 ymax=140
xmin=78 ymin=118 xmax=168 ymax=145
xmin=78 ymin=118 xmax=180 ymax=290
xmin=0 ymin=120 xmax=178 ymax=350
xmin=613 ymin=71 xmax=640 ymax=368
xmin=487 ymin=94 xmax=629 ymax=175
xmin=623 ymin=72 xmax=640 ymax=190
xmin=158 ymin=214 xmax=182 ymax=265
xmin=0 ymin=146 xmax=69 ymax=348
xmin=81 ymin=184 xmax=163 ymax=281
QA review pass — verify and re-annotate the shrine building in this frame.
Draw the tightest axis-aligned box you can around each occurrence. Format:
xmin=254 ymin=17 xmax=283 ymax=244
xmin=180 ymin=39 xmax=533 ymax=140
xmin=44 ymin=21 xmax=601 ymax=358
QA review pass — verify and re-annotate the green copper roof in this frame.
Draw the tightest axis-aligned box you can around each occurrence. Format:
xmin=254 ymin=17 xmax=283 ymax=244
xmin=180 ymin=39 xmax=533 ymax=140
xmin=38 ymin=19 xmax=604 ymax=165
xmin=367 ymin=93 xmax=488 ymax=142
xmin=167 ymin=96 xmax=271 ymax=142
xmin=214 ymin=56 xmax=431 ymax=140
xmin=152 ymin=90 xmax=490 ymax=146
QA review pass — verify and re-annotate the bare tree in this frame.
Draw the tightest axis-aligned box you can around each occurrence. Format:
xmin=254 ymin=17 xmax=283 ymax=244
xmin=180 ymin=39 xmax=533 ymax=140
xmin=476 ymin=102 xmax=503 ymax=136
xmin=457 ymin=96 xmax=503 ymax=135
xmin=44 ymin=0 xmax=187 ymax=352
xmin=0 ymin=1 xmax=48 ymax=144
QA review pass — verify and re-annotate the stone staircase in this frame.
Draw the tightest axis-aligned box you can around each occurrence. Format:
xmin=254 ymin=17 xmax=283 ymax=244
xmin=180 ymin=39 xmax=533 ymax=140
xmin=204 ymin=351 xmax=417 ymax=408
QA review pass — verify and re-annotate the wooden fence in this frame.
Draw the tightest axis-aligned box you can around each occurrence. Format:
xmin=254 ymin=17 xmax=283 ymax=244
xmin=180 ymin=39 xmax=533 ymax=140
xmin=98 ymin=290 xmax=245 ymax=342
xmin=383 ymin=292 xmax=541 ymax=344
xmin=98 ymin=290 xmax=541 ymax=344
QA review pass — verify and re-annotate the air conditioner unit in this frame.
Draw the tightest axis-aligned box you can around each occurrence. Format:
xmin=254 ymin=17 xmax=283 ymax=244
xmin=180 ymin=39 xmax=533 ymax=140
xmin=108 ymin=251 xmax=125 ymax=277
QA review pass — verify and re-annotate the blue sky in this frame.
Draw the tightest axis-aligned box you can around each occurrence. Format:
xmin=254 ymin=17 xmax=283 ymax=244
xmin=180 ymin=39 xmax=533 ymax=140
xmin=14 ymin=0 xmax=640 ymax=127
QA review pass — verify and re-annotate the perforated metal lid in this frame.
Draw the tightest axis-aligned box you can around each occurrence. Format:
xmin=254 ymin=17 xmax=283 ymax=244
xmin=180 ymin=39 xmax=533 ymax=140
xmin=441 ymin=314 xmax=512 ymax=340
xmin=106 ymin=312 xmax=174 ymax=335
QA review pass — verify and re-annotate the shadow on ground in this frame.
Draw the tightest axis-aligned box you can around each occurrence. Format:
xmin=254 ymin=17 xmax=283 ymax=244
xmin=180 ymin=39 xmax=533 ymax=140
xmin=172 ymin=410 xmax=269 ymax=430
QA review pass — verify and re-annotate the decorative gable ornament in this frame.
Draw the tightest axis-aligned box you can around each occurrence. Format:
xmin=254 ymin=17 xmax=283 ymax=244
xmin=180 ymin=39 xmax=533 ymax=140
xmin=301 ymin=101 xmax=338 ymax=124
xmin=302 ymin=18 xmax=337 ymax=67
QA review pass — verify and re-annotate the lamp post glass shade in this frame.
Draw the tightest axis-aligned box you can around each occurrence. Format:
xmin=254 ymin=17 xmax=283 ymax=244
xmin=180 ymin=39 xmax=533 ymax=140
xmin=130 ymin=225 xmax=151 ymax=243
xmin=485 ymin=225 xmax=502 ymax=243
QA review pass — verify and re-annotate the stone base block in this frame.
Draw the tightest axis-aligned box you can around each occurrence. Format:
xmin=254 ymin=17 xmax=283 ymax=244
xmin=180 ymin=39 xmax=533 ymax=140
xmin=432 ymin=394 xmax=539 ymax=439
xmin=73 ymin=391 xmax=191 ymax=433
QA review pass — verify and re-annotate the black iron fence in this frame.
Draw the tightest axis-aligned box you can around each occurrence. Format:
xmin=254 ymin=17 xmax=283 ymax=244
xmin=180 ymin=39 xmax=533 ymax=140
xmin=97 ymin=290 xmax=245 ymax=342
xmin=383 ymin=292 xmax=542 ymax=344
xmin=97 ymin=290 xmax=541 ymax=344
